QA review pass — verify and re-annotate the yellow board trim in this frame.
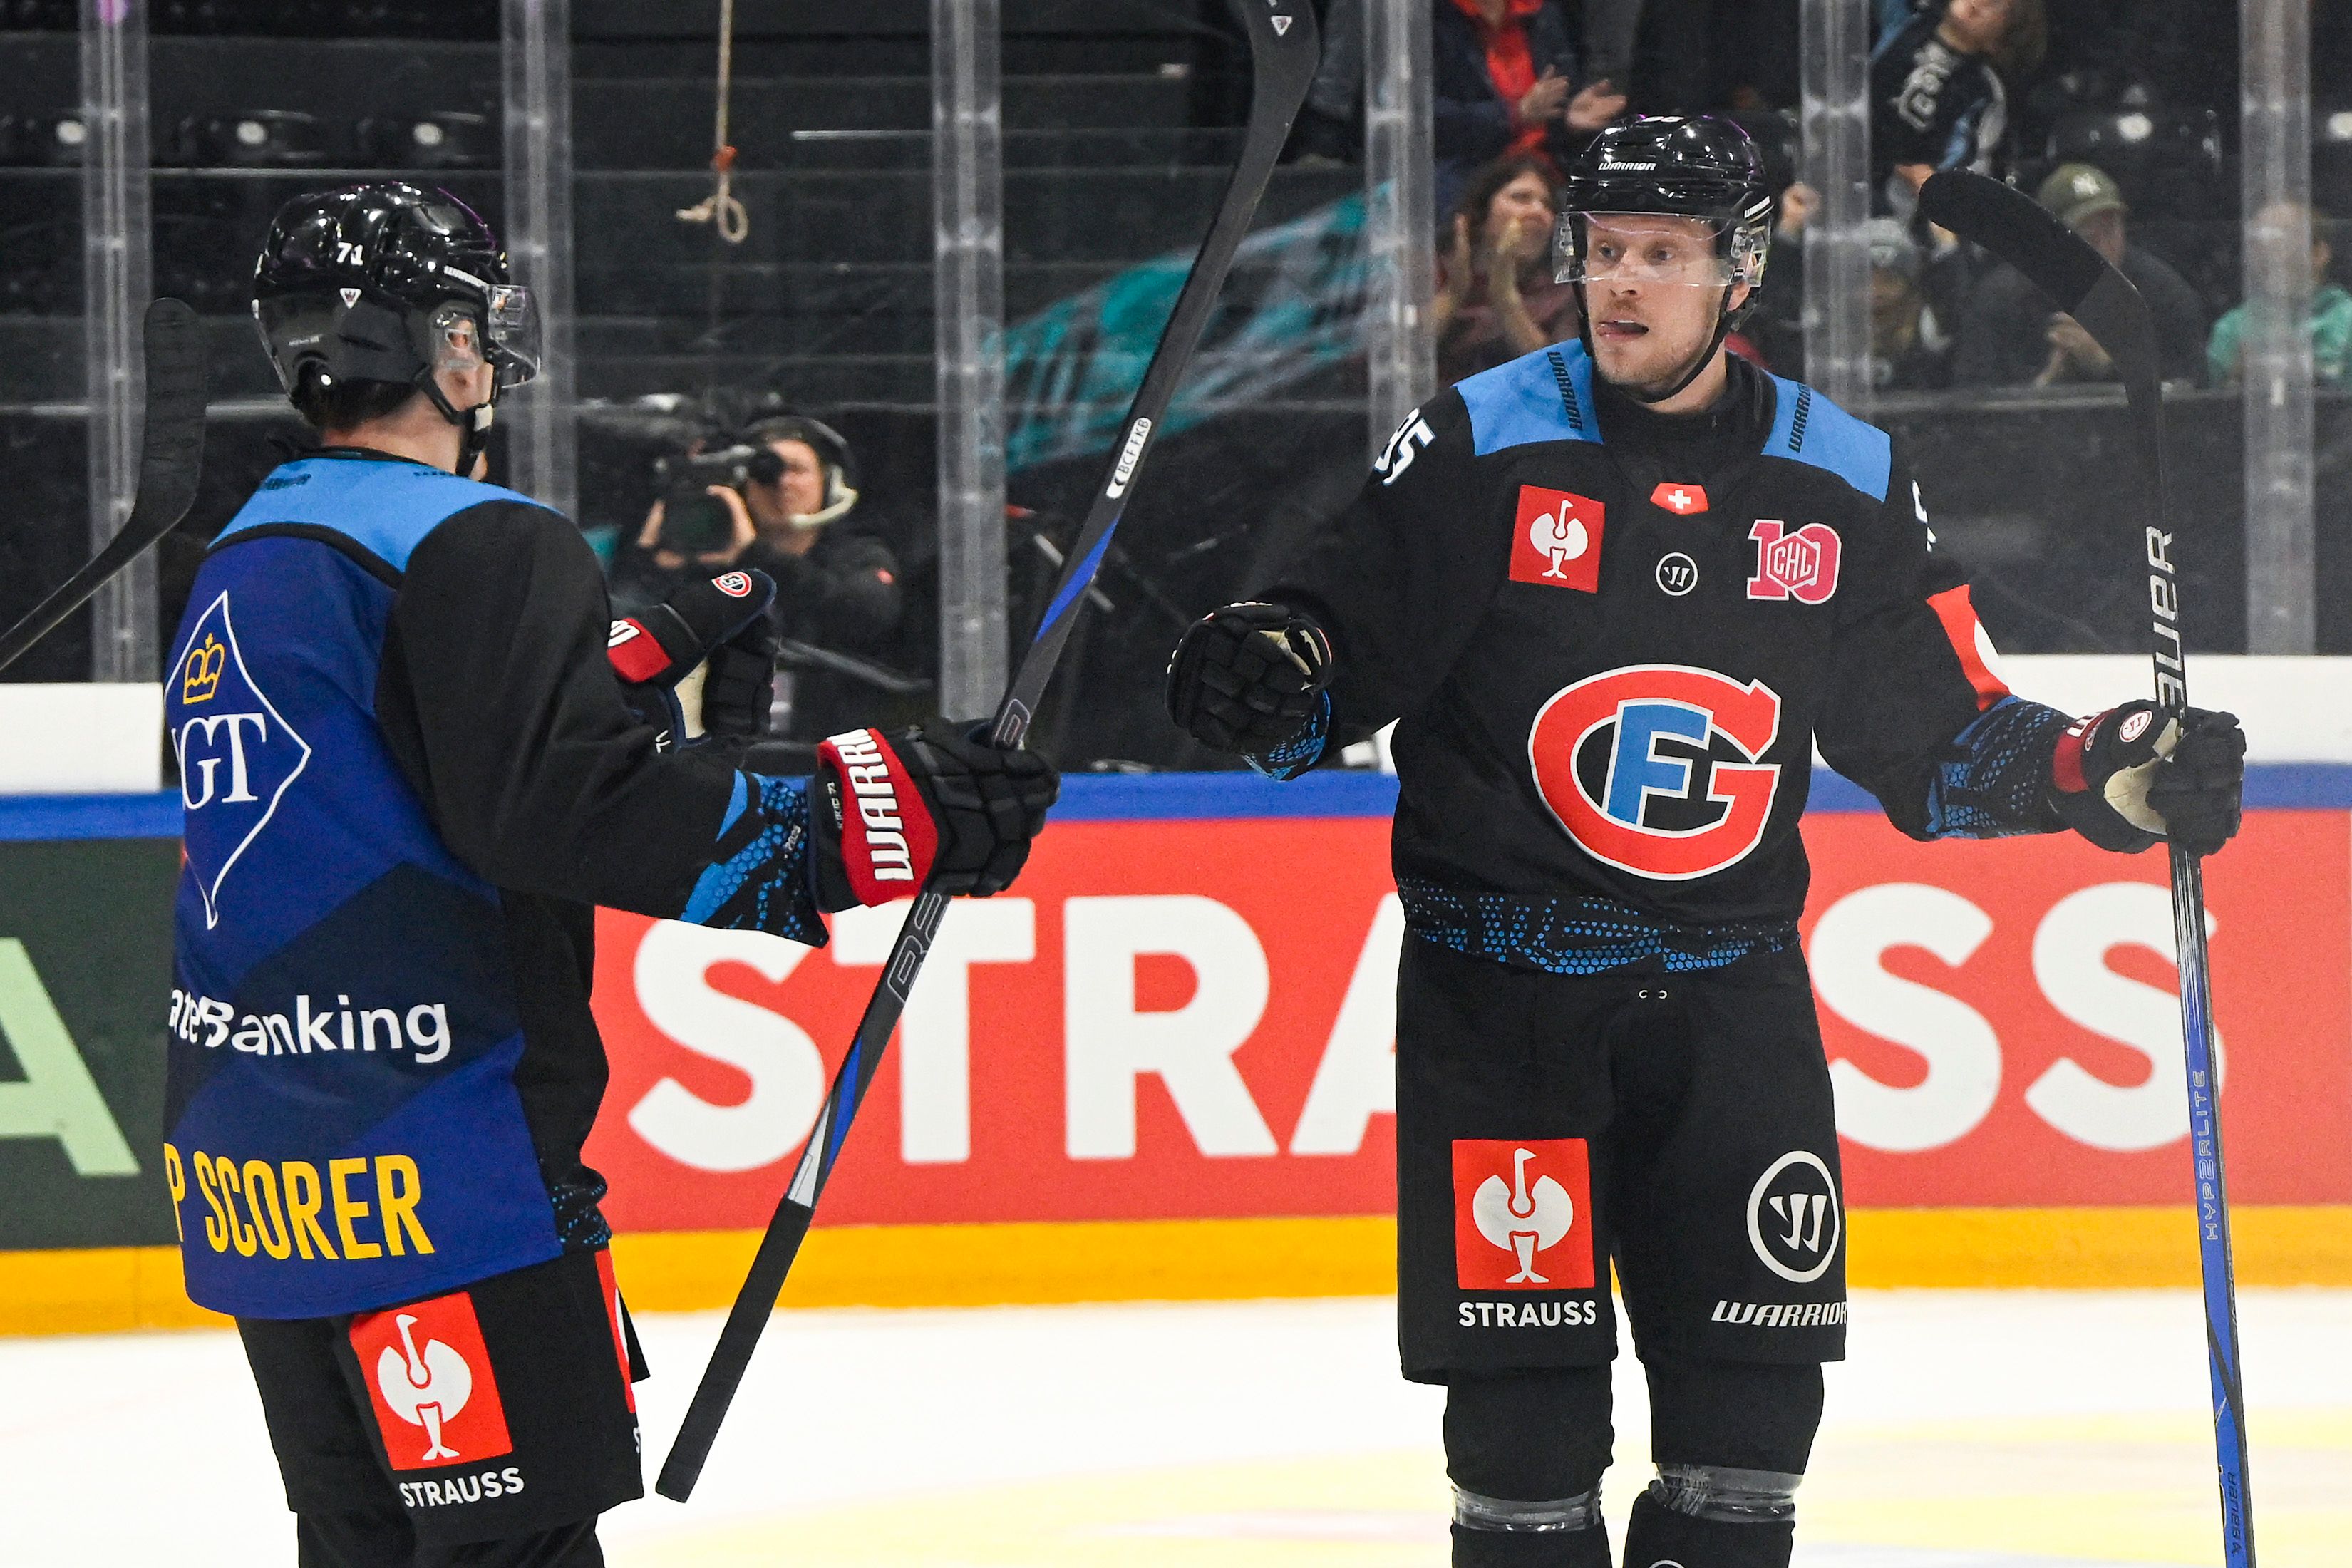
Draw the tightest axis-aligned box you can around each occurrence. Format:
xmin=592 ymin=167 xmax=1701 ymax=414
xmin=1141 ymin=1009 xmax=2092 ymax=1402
xmin=4 ymin=1206 xmax=2349 ymax=1336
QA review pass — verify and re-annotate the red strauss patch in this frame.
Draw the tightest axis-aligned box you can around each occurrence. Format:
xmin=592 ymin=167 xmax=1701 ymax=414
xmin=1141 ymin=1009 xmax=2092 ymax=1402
xmin=1510 ymin=487 xmax=1605 ymax=592
xmin=1452 ymin=1138 xmax=1595 ymax=1290
xmin=351 ymin=1290 xmax=513 ymax=1471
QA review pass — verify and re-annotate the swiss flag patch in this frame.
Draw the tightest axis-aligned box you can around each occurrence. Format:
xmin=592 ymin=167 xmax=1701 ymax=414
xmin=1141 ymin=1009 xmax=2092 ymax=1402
xmin=350 ymin=1290 xmax=513 ymax=1470
xmin=1651 ymin=482 xmax=1708 ymax=515
xmin=1509 ymin=487 xmax=1605 ymax=592
xmin=1453 ymin=1138 xmax=1595 ymax=1291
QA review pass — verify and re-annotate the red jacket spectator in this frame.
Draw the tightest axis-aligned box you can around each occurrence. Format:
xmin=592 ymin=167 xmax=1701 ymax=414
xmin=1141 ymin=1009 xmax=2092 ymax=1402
xmin=1433 ymin=0 xmax=1625 ymax=217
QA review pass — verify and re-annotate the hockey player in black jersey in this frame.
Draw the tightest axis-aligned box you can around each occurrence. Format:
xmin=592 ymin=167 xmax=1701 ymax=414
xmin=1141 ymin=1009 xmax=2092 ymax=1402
xmin=165 ymin=183 xmax=1056 ymax=1567
xmin=1165 ymin=118 xmax=2245 ymax=1568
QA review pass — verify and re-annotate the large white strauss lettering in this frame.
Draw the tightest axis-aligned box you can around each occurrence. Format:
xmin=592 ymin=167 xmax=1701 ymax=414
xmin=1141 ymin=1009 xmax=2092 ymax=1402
xmin=1811 ymin=881 xmax=2220 ymax=1153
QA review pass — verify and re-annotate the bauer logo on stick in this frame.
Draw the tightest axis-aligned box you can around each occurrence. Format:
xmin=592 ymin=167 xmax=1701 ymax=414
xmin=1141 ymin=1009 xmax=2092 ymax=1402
xmin=1453 ymin=1138 xmax=1594 ymax=1291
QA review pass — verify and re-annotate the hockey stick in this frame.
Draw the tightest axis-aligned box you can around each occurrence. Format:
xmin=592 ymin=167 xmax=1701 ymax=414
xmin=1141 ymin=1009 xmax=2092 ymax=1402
xmin=1919 ymin=170 xmax=2256 ymax=1568
xmin=0 ymin=299 xmax=208 ymax=676
xmin=653 ymin=0 xmax=1321 ymax=1502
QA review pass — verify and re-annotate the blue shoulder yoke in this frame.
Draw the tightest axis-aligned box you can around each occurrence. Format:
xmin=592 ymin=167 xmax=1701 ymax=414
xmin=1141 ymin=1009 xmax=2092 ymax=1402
xmin=1459 ymin=343 xmax=1601 ymax=455
xmin=1760 ymin=372 xmax=1890 ymax=502
xmin=212 ymin=455 xmax=552 ymax=574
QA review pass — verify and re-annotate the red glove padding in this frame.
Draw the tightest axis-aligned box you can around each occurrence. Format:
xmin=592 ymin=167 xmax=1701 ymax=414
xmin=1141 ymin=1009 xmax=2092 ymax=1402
xmin=810 ymin=721 xmax=1059 ymax=909
xmin=2049 ymin=700 xmax=2246 ymax=857
xmin=607 ymin=569 xmax=774 ymax=687
xmin=609 ymin=570 xmax=775 ymax=751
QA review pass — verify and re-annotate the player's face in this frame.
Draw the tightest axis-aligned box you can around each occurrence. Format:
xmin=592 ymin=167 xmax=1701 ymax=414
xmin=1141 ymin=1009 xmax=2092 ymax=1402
xmin=1581 ymin=215 xmax=1744 ymax=396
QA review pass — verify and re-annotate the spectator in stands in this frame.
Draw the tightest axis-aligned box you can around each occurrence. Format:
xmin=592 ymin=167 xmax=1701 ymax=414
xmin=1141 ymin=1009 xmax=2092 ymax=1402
xmin=1434 ymin=156 xmax=1577 ymax=383
xmin=1862 ymin=217 xmax=1954 ymax=389
xmin=1433 ymin=0 xmax=1626 ymax=217
xmin=1954 ymin=162 xmax=2206 ymax=386
xmin=1869 ymin=0 xmax=2046 ymax=212
xmin=2208 ymin=203 xmax=2352 ymax=388
xmin=728 ymin=416 xmax=906 ymax=740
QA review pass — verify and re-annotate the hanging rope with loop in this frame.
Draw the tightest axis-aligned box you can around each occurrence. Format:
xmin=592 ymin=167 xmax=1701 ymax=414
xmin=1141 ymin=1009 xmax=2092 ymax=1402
xmin=676 ymin=0 xmax=750 ymax=243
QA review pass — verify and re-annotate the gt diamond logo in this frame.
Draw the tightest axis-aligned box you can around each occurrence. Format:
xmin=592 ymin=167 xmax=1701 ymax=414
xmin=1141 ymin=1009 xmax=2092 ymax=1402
xmin=170 ymin=592 xmax=312 ymax=929
xmin=1746 ymin=1151 xmax=1841 ymax=1284
xmin=1527 ymin=665 xmax=1783 ymax=880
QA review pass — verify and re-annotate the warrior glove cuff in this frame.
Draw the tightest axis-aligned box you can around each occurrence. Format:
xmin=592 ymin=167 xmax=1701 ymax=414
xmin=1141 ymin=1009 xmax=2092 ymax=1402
xmin=811 ymin=721 xmax=1059 ymax=909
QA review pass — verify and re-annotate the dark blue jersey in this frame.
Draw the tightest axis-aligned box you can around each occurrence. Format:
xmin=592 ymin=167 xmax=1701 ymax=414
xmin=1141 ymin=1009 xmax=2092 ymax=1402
xmin=163 ymin=451 xmax=822 ymax=1319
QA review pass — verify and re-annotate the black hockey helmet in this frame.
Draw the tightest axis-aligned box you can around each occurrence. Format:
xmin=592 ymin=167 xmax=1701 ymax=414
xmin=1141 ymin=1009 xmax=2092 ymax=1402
xmin=252 ymin=182 xmax=538 ymax=458
xmin=1556 ymin=116 xmax=1775 ymax=400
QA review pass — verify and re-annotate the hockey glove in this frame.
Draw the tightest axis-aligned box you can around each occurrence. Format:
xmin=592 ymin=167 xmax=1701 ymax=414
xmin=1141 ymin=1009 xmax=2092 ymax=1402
xmin=1164 ymin=601 xmax=1335 ymax=755
xmin=2048 ymin=700 xmax=2246 ymax=857
xmin=810 ymin=720 xmax=1059 ymax=909
xmin=609 ymin=569 xmax=775 ymax=751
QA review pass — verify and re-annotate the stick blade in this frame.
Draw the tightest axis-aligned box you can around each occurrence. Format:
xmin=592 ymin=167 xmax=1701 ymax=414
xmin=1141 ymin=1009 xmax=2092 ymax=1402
xmin=1918 ymin=170 xmax=2103 ymax=314
xmin=1918 ymin=168 xmax=2162 ymax=465
xmin=130 ymin=297 xmax=210 ymax=532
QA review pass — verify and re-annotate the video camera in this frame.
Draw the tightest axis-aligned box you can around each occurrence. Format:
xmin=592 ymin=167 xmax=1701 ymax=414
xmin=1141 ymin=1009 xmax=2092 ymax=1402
xmin=649 ymin=443 xmax=786 ymax=554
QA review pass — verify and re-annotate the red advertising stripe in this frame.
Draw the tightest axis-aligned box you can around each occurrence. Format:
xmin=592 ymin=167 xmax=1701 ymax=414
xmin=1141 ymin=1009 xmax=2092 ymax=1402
xmin=585 ymin=810 xmax=2352 ymax=1237
xmin=1802 ymin=810 xmax=2352 ymax=1206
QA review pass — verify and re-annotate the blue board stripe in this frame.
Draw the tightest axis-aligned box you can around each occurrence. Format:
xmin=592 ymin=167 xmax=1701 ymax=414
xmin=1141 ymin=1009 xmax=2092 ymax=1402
xmin=4 ymin=765 xmax=2348 ymax=840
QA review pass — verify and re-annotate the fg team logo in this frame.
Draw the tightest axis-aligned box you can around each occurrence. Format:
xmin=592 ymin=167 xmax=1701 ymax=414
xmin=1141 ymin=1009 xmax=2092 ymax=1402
xmin=1453 ymin=1139 xmax=1594 ymax=1290
xmin=1510 ymin=485 xmax=1605 ymax=592
xmin=351 ymin=1289 xmax=513 ymax=1470
xmin=171 ymin=592 xmax=313 ymax=929
xmin=1746 ymin=520 xmax=1841 ymax=603
xmin=1527 ymin=665 xmax=1783 ymax=880
xmin=1745 ymin=1150 xmax=1842 ymax=1284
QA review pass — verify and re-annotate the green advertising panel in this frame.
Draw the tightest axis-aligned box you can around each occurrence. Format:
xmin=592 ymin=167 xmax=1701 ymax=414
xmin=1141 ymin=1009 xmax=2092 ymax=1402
xmin=0 ymin=836 xmax=180 ymax=1251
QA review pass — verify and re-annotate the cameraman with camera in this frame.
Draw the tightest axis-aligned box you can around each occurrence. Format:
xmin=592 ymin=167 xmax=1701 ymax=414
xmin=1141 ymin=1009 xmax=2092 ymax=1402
xmin=629 ymin=416 xmax=906 ymax=741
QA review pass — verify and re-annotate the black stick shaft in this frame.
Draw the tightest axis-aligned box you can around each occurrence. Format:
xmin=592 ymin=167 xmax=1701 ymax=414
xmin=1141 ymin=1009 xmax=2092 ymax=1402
xmin=0 ymin=299 xmax=207 ymax=676
xmin=654 ymin=0 xmax=1321 ymax=1502
xmin=1919 ymin=170 xmax=2255 ymax=1568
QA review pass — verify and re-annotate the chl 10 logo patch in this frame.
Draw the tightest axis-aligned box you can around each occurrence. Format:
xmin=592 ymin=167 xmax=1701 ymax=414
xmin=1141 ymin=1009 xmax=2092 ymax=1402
xmin=1453 ymin=1138 xmax=1594 ymax=1291
xmin=1747 ymin=520 xmax=1841 ymax=603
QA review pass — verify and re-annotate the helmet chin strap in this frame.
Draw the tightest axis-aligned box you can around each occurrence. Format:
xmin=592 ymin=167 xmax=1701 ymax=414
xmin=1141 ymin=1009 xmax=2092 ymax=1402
xmin=1577 ymin=282 xmax=1738 ymax=405
xmin=415 ymin=369 xmax=497 ymax=476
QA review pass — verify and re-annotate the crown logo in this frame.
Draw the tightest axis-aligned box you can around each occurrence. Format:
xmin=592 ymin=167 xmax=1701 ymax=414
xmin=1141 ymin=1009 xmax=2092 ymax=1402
xmin=182 ymin=634 xmax=225 ymax=704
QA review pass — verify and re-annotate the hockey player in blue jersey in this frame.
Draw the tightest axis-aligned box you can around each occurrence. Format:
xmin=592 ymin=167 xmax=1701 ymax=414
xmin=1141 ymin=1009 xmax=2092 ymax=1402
xmin=162 ymin=182 xmax=1057 ymax=1566
xmin=1167 ymin=118 xmax=2247 ymax=1568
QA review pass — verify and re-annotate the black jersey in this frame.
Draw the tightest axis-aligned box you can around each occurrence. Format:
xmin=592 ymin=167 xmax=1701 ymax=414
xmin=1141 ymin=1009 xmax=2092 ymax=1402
xmin=1869 ymin=11 xmax=2008 ymax=195
xmin=1262 ymin=344 xmax=2065 ymax=967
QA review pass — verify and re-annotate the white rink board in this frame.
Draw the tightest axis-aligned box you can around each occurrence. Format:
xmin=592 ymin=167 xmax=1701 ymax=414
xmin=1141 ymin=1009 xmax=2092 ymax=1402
xmin=5 ymin=1289 xmax=2347 ymax=1567
xmin=0 ymin=683 xmax=162 ymax=794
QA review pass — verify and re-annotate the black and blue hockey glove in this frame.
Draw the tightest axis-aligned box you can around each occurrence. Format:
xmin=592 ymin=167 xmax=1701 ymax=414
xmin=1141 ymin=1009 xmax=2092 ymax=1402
xmin=810 ymin=720 xmax=1060 ymax=909
xmin=1165 ymin=601 xmax=1335 ymax=755
xmin=607 ymin=569 xmax=776 ymax=751
xmin=2049 ymin=700 xmax=2246 ymax=857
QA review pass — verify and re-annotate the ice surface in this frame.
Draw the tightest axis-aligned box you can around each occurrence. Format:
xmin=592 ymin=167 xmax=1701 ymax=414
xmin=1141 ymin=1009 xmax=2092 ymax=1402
xmin=4 ymin=1289 xmax=2346 ymax=1566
